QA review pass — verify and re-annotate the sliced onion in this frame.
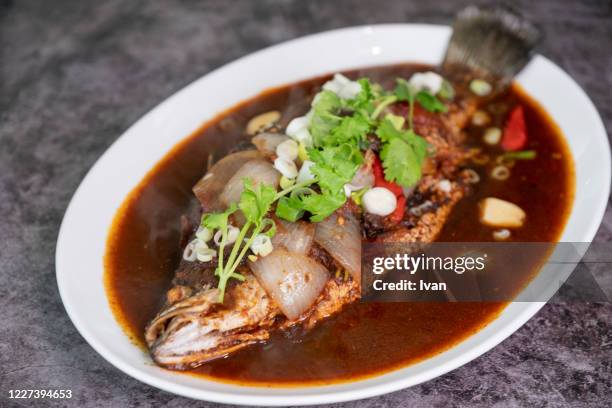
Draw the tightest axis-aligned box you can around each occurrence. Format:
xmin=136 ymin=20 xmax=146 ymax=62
xmin=491 ymin=165 xmax=511 ymax=180
xmin=193 ymin=150 xmax=262 ymax=211
xmin=272 ymin=219 xmax=315 ymax=255
xmin=314 ymin=211 xmax=361 ymax=284
xmin=296 ymin=160 xmax=316 ymax=184
xmin=463 ymin=169 xmax=480 ymax=184
xmin=276 ymin=139 xmax=299 ymax=161
xmin=351 ymin=163 xmax=375 ymax=189
xmin=219 ymin=159 xmax=281 ymax=206
xmin=248 ymin=249 xmax=329 ymax=320
xmin=273 ymin=157 xmax=298 ymax=179
xmin=351 ymin=149 xmax=375 ymax=189
xmin=496 ymin=155 xmax=516 ymax=168
xmin=251 ymin=234 xmax=273 ymax=257
xmin=471 ymin=110 xmax=491 ymax=126
xmin=437 ymin=179 xmax=452 ymax=193
xmin=493 ymin=229 xmax=511 ymax=241
xmin=182 ymin=239 xmax=198 ymax=262
xmin=251 ymin=133 xmax=289 ymax=158
xmin=471 ymin=152 xmax=490 ymax=165
xmin=402 ymin=186 xmax=415 ymax=197
xmin=214 ymin=225 xmax=239 ymax=245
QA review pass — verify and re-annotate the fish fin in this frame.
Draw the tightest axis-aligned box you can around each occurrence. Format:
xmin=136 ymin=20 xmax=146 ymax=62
xmin=443 ymin=5 xmax=541 ymax=88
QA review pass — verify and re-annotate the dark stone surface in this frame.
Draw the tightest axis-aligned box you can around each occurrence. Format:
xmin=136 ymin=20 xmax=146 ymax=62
xmin=1 ymin=0 xmax=610 ymax=407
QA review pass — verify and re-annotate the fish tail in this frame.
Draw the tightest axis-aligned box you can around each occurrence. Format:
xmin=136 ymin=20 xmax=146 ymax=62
xmin=442 ymin=5 xmax=541 ymax=88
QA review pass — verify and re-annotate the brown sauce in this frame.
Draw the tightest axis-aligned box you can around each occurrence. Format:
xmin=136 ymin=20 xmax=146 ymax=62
xmin=104 ymin=64 xmax=574 ymax=386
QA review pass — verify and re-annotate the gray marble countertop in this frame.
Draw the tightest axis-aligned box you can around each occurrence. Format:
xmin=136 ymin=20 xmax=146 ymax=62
xmin=1 ymin=1 xmax=611 ymax=407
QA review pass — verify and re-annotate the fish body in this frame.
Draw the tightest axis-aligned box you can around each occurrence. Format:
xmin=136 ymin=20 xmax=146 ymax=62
xmin=146 ymin=6 xmax=539 ymax=369
xmin=145 ymin=97 xmax=469 ymax=369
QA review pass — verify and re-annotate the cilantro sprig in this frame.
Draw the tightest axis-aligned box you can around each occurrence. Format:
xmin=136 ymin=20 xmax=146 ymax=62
xmin=377 ymin=119 xmax=428 ymax=186
xmin=274 ymin=74 xmax=449 ymax=223
xmin=202 ymin=178 xmax=313 ymax=302
xmin=380 ymin=78 xmax=449 ymax=186
xmin=276 ymin=83 xmax=374 ymax=222
xmin=202 ymin=72 xmax=450 ymax=300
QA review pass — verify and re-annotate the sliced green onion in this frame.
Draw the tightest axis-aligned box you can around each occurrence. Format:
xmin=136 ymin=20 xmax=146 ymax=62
xmin=290 ymin=186 xmax=315 ymax=199
xmin=297 ymin=141 xmax=310 ymax=162
xmin=491 ymin=165 xmax=511 ymax=180
xmin=483 ymin=127 xmax=502 ymax=145
xmin=371 ymin=95 xmax=398 ymax=119
xmin=438 ymin=79 xmax=455 ymax=100
xmin=470 ymin=79 xmax=492 ymax=96
xmin=350 ymin=187 xmax=369 ymax=206
xmin=279 ymin=175 xmax=295 ymax=189
xmin=384 ymin=113 xmax=405 ymax=130
xmin=259 ymin=218 xmax=277 ymax=237
xmin=471 ymin=110 xmax=491 ymax=126
xmin=503 ymin=150 xmax=537 ymax=160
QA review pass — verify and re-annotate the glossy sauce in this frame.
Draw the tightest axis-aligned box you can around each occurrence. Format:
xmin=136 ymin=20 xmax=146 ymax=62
xmin=104 ymin=64 xmax=574 ymax=386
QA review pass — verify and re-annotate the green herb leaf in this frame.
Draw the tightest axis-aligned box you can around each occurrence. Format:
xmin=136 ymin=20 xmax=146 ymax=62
xmin=376 ymin=118 xmax=406 ymax=143
xmin=310 ymin=164 xmax=346 ymax=193
xmin=275 ymin=196 xmax=304 ymax=222
xmin=239 ymin=178 xmax=276 ymax=226
xmin=380 ymin=137 xmax=422 ymax=187
xmin=309 ymin=143 xmax=362 ymax=190
xmin=309 ymin=90 xmax=342 ymax=145
xmin=201 ymin=203 xmax=237 ymax=230
xmin=376 ymin=120 xmax=428 ymax=187
xmin=300 ymin=192 xmax=346 ymax=222
xmin=415 ymin=91 xmax=447 ymax=113
xmin=394 ymin=78 xmax=414 ymax=102
xmin=328 ymin=113 xmax=371 ymax=145
xmin=407 ymin=130 xmax=428 ymax=163
xmin=345 ymin=78 xmax=375 ymax=112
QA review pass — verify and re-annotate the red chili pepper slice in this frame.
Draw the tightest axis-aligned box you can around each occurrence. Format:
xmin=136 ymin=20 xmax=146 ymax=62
xmin=389 ymin=195 xmax=406 ymax=224
xmin=372 ymin=154 xmax=405 ymax=223
xmin=501 ymin=105 xmax=528 ymax=151
xmin=372 ymin=155 xmax=403 ymax=197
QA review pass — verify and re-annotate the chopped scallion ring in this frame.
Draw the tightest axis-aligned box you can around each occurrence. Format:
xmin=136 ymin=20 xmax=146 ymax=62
xmin=469 ymin=79 xmax=492 ymax=96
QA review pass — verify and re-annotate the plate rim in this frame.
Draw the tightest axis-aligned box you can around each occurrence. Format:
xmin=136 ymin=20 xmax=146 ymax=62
xmin=56 ymin=23 xmax=611 ymax=405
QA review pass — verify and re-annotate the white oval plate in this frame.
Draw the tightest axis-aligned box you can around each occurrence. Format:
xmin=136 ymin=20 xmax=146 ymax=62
xmin=56 ymin=24 xmax=610 ymax=405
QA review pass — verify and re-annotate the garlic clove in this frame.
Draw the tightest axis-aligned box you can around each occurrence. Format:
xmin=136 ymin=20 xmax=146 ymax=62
xmin=480 ymin=197 xmax=526 ymax=228
xmin=246 ymin=111 xmax=281 ymax=135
